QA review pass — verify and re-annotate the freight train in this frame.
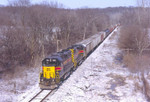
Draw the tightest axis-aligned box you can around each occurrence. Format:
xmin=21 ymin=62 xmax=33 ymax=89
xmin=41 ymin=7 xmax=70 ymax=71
xmin=39 ymin=26 xmax=117 ymax=89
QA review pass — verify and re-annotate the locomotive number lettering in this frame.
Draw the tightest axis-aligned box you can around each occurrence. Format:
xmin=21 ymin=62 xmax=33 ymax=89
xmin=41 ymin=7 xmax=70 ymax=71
xmin=47 ymin=68 xmax=50 ymax=71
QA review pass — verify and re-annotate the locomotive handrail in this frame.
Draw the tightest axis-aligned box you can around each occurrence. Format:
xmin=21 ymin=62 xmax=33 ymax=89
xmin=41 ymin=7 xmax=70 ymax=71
xmin=70 ymin=49 xmax=77 ymax=68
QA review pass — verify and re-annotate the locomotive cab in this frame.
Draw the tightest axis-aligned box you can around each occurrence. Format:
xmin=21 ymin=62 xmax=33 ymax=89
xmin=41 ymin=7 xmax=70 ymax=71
xmin=39 ymin=57 xmax=62 ymax=89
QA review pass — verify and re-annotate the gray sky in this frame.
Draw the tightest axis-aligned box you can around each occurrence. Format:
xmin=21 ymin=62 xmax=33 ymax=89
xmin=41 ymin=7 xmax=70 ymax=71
xmin=0 ymin=0 xmax=137 ymax=8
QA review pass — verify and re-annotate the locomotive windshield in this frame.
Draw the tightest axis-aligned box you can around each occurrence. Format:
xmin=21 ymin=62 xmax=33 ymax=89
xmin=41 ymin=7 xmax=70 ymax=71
xmin=42 ymin=58 xmax=60 ymax=66
xmin=77 ymin=45 xmax=84 ymax=50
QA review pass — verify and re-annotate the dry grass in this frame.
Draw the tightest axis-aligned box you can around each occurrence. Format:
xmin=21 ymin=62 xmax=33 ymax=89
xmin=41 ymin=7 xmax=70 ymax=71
xmin=106 ymin=73 xmax=126 ymax=92
xmin=123 ymin=53 xmax=150 ymax=73
xmin=1 ymin=65 xmax=39 ymax=91
xmin=141 ymin=73 xmax=150 ymax=101
xmin=134 ymin=81 xmax=143 ymax=92
xmin=123 ymin=53 xmax=137 ymax=72
xmin=0 ymin=65 xmax=39 ymax=102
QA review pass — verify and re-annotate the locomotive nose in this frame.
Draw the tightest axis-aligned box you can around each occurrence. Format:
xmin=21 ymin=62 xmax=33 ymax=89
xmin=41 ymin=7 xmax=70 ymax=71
xmin=43 ymin=66 xmax=56 ymax=79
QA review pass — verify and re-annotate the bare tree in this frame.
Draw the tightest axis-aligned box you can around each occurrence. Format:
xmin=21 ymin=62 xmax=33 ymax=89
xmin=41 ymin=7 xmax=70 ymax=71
xmin=118 ymin=1 xmax=150 ymax=99
xmin=119 ymin=25 xmax=150 ymax=53
xmin=0 ymin=2 xmax=114 ymax=70
xmin=136 ymin=0 xmax=150 ymax=28
xmin=56 ymin=10 xmax=77 ymax=49
xmin=27 ymin=5 xmax=57 ymax=62
xmin=8 ymin=0 xmax=30 ymax=7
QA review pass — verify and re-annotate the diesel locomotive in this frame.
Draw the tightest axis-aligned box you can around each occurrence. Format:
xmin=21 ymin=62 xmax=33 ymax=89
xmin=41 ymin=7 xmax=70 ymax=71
xmin=39 ymin=26 xmax=117 ymax=89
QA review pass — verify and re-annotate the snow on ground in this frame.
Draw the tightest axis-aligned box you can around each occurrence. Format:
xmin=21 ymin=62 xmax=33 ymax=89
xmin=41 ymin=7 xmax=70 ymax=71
xmin=44 ymin=28 xmax=146 ymax=102
xmin=6 ymin=27 xmax=147 ymax=102
xmin=0 ymin=66 xmax=39 ymax=102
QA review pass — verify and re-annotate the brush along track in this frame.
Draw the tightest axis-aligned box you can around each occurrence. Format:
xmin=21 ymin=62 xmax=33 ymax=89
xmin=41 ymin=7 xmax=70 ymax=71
xmin=28 ymin=89 xmax=57 ymax=102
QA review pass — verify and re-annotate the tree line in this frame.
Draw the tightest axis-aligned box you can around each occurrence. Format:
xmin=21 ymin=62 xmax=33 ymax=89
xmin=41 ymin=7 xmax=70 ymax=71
xmin=2 ymin=0 xmax=148 ymax=71
xmin=117 ymin=0 xmax=150 ymax=100
xmin=0 ymin=1 xmax=117 ymax=70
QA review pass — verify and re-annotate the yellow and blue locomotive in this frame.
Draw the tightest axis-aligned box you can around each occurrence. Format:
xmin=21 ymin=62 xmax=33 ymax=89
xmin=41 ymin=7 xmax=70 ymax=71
xmin=39 ymin=45 xmax=84 ymax=89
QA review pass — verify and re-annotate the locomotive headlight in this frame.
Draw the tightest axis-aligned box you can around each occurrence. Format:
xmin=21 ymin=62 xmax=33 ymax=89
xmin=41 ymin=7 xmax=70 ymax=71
xmin=53 ymin=59 xmax=56 ymax=61
xmin=46 ymin=58 xmax=50 ymax=61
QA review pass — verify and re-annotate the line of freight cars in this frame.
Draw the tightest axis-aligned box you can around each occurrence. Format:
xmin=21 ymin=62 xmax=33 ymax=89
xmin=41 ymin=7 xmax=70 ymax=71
xmin=39 ymin=25 xmax=117 ymax=89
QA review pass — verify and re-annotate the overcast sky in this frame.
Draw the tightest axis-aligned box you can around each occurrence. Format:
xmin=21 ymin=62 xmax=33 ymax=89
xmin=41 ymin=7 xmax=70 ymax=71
xmin=0 ymin=0 xmax=137 ymax=8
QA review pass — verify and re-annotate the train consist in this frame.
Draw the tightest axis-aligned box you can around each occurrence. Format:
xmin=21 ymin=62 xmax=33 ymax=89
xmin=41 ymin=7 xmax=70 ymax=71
xmin=39 ymin=26 xmax=117 ymax=89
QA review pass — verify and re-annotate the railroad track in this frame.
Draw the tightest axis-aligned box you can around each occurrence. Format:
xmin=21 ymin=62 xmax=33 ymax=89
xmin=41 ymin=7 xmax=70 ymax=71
xmin=28 ymin=89 xmax=57 ymax=102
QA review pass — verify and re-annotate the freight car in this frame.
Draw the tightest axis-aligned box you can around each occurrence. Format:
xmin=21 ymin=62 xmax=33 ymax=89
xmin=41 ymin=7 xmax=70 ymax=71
xmin=76 ymin=31 xmax=106 ymax=57
xmin=39 ymin=26 xmax=117 ymax=89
